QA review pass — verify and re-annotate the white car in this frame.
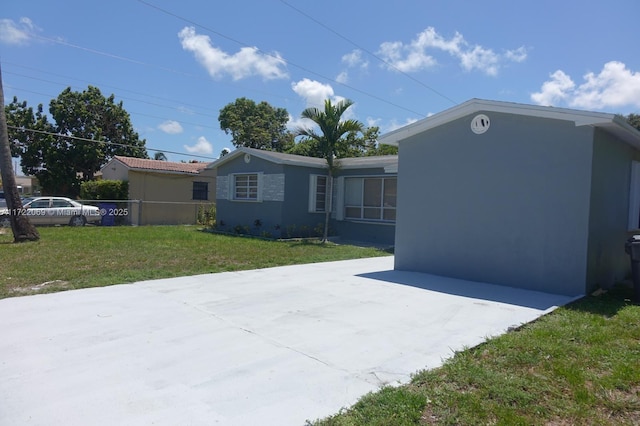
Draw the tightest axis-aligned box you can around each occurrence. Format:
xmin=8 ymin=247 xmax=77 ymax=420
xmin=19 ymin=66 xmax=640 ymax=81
xmin=0 ymin=196 xmax=102 ymax=227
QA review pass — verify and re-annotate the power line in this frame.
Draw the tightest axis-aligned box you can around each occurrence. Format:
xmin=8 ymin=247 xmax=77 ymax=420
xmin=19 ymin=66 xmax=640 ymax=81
xmin=6 ymin=79 xmax=217 ymax=122
xmin=7 ymin=126 xmax=217 ymax=160
xmin=135 ymin=0 xmax=428 ymax=118
xmin=5 ymin=84 xmax=219 ymax=131
xmin=4 ymin=64 xmax=220 ymax=114
xmin=4 ymin=49 xmax=293 ymax=108
xmin=279 ymin=0 xmax=458 ymax=106
xmin=33 ymin=34 xmax=196 ymax=80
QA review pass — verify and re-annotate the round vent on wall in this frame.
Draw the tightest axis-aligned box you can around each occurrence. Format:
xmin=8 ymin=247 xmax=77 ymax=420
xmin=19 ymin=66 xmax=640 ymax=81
xmin=244 ymin=153 xmax=251 ymax=163
xmin=471 ymin=114 xmax=490 ymax=134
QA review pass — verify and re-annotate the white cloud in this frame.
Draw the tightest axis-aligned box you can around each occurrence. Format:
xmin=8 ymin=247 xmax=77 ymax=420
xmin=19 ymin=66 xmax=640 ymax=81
xmin=0 ymin=17 xmax=37 ymax=45
xmin=505 ymin=46 xmax=528 ymax=63
xmin=531 ymin=70 xmax=575 ymax=106
xmin=291 ymin=78 xmax=336 ymax=109
xmin=385 ymin=117 xmax=419 ymax=132
xmin=378 ymin=39 xmax=437 ymax=73
xmin=335 ymin=71 xmax=349 ymax=84
xmin=531 ymin=61 xmax=640 ymax=109
xmin=289 ymin=79 xmax=358 ymax=130
xmin=377 ymin=27 xmax=526 ymax=76
xmin=336 ymin=49 xmax=369 ymax=85
xmin=458 ymin=45 xmax=499 ymax=76
xmin=177 ymin=106 xmax=195 ymax=115
xmin=178 ymin=27 xmax=288 ymax=81
xmin=366 ymin=117 xmax=381 ymax=128
xmin=158 ymin=120 xmax=184 ymax=134
xmin=184 ymin=136 xmax=213 ymax=154
xmin=342 ymin=49 xmax=369 ymax=69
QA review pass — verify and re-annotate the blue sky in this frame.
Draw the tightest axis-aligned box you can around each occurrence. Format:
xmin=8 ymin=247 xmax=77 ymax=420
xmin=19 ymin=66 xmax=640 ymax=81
xmin=2 ymin=0 xmax=640 ymax=162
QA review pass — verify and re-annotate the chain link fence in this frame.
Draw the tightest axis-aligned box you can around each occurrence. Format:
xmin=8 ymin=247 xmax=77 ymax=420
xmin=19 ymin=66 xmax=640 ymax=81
xmin=78 ymin=199 xmax=215 ymax=226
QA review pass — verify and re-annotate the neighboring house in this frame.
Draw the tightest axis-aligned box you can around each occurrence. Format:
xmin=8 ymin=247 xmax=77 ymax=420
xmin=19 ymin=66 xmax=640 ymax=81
xmin=208 ymin=147 xmax=397 ymax=245
xmin=14 ymin=175 xmax=39 ymax=195
xmin=379 ymin=98 xmax=640 ymax=296
xmin=100 ymin=156 xmax=216 ymax=225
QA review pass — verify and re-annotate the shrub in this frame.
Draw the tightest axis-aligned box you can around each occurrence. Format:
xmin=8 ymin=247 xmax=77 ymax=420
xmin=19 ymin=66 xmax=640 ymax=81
xmin=80 ymin=180 xmax=129 ymax=200
xmin=197 ymin=205 xmax=216 ymax=228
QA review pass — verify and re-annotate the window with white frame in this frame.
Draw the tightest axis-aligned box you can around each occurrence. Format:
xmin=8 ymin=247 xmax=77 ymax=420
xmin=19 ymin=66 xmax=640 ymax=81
xmin=309 ymin=174 xmax=328 ymax=212
xmin=233 ymin=173 xmax=259 ymax=201
xmin=344 ymin=177 xmax=397 ymax=221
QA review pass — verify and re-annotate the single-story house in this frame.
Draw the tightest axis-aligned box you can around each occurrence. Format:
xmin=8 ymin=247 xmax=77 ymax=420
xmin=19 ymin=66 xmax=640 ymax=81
xmin=379 ymin=98 xmax=640 ymax=296
xmin=100 ymin=156 xmax=216 ymax=225
xmin=208 ymin=147 xmax=397 ymax=245
xmin=14 ymin=175 xmax=40 ymax=195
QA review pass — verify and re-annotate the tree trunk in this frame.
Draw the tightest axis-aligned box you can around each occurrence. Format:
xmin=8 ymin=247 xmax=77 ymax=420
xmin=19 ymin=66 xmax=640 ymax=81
xmin=0 ymin=64 xmax=40 ymax=242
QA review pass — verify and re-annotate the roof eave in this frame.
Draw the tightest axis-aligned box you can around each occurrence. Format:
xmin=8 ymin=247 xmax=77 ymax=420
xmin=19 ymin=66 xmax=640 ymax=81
xmin=207 ymin=147 xmax=328 ymax=169
xmin=378 ymin=98 xmax=640 ymax=149
xmin=126 ymin=168 xmax=202 ymax=176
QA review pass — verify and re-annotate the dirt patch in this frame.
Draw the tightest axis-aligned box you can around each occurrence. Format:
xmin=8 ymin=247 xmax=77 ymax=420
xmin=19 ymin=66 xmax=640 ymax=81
xmin=10 ymin=280 xmax=73 ymax=295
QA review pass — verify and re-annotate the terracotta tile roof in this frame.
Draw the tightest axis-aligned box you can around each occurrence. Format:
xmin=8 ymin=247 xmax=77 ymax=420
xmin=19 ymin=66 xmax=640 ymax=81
xmin=114 ymin=156 xmax=210 ymax=174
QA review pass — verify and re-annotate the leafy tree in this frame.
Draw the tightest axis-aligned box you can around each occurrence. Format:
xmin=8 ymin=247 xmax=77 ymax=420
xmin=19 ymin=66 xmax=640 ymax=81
xmin=628 ymin=113 xmax=640 ymax=131
xmin=49 ymin=86 xmax=147 ymax=181
xmin=4 ymin=97 xmax=53 ymax=158
xmin=286 ymin=137 xmax=322 ymax=158
xmin=0 ymin=67 xmax=39 ymax=242
xmin=153 ymin=151 xmax=168 ymax=161
xmin=9 ymin=98 xmax=78 ymax=196
xmin=343 ymin=126 xmax=398 ymax=156
xmin=295 ymin=99 xmax=364 ymax=242
xmin=287 ymin=126 xmax=396 ymax=158
xmin=6 ymin=86 xmax=147 ymax=196
xmin=219 ymin=97 xmax=294 ymax=152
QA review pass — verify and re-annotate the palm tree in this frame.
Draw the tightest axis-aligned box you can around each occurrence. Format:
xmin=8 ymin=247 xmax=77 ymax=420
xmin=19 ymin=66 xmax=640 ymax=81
xmin=296 ymin=99 xmax=363 ymax=242
xmin=0 ymin=65 xmax=39 ymax=242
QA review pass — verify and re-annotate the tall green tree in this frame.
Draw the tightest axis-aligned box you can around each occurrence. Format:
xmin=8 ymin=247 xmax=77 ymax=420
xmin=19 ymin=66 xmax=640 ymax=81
xmin=219 ymin=97 xmax=293 ymax=152
xmin=6 ymin=97 xmax=77 ymax=195
xmin=295 ymin=99 xmax=363 ymax=242
xmin=0 ymin=67 xmax=39 ymax=242
xmin=6 ymin=86 xmax=148 ymax=196
xmin=344 ymin=126 xmax=398 ymax=156
xmin=628 ymin=113 xmax=640 ymax=131
xmin=288 ymin=125 xmax=397 ymax=158
xmin=4 ymin=97 xmax=53 ymax=158
xmin=49 ymin=86 xmax=147 ymax=181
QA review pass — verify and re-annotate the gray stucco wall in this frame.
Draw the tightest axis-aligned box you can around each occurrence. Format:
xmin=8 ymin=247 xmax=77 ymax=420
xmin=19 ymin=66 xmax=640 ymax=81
xmin=586 ymin=129 xmax=637 ymax=289
xmin=215 ymin=155 xmax=328 ymax=238
xmin=216 ymin=156 xmax=285 ymax=235
xmin=394 ymin=112 xmax=594 ymax=296
xmin=281 ymin=165 xmax=328 ymax=237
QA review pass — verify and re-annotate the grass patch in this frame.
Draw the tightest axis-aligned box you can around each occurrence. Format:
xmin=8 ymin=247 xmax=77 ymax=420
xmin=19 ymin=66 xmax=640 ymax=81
xmin=0 ymin=225 xmax=389 ymax=299
xmin=310 ymin=286 xmax=640 ymax=425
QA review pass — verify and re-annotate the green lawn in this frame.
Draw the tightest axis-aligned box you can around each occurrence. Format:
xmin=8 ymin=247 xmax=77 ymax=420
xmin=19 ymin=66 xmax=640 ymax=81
xmin=310 ymin=286 xmax=640 ymax=425
xmin=0 ymin=225 xmax=389 ymax=299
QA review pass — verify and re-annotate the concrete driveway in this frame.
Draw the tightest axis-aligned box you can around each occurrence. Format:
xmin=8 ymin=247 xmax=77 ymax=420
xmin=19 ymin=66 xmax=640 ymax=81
xmin=0 ymin=257 xmax=576 ymax=425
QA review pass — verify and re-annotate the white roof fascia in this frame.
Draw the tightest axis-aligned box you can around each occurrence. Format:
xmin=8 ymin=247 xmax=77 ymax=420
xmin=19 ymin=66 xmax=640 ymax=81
xmin=378 ymin=99 xmax=640 ymax=147
xmin=207 ymin=147 xmax=327 ymax=170
xmin=384 ymin=164 xmax=398 ymax=173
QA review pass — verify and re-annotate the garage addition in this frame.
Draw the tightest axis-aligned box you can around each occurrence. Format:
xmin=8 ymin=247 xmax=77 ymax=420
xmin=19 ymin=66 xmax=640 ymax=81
xmin=380 ymin=98 xmax=640 ymax=296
